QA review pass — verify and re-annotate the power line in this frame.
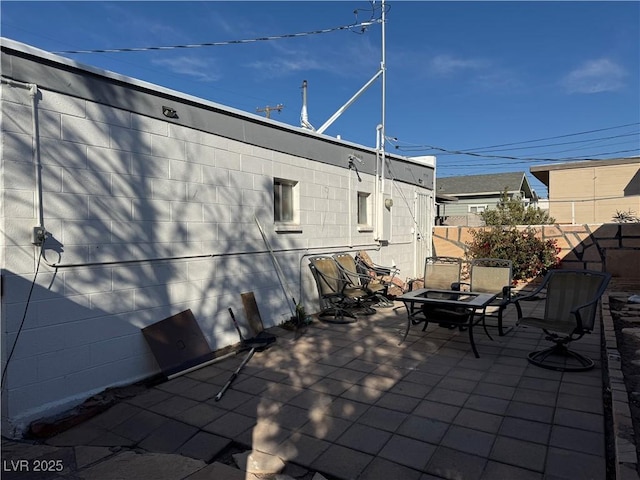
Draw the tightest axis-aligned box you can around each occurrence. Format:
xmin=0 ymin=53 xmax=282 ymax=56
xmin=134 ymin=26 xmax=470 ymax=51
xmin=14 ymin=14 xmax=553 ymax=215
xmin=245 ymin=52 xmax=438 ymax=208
xmin=388 ymin=123 xmax=639 ymax=162
xmin=392 ymin=122 xmax=639 ymax=154
xmin=433 ymin=140 xmax=640 ymax=168
xmin=418 ymin=134 xmax=639 ymax=158
xmin=52 ymin=20 xmax=381 ymax=55
xmin=451 ymin=132 xmax=638 ymax=155
xmin=394 ymin=143 xmax=639 ymax=162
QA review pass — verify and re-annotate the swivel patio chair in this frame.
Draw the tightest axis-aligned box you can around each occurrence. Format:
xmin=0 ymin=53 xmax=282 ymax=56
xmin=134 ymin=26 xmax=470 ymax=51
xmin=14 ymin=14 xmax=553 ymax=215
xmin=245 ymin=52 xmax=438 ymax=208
xmin=308 ymin=256 xmax=374 ymax=324
xmin=513 ymin=269 xmax=611 ymax=372
xmin=462 ymin=258 xmax=516 ymax=336
xmin=333 ymin=253 xmax=393 ymax=307
xmin=355 ymin=251 xmax=403 ymax=296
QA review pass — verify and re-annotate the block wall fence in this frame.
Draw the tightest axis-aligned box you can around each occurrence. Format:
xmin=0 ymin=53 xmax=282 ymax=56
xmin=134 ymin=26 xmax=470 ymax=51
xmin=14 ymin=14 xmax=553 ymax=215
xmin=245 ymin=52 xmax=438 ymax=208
xmin=433 ymin=224 xmax=640 ymax=280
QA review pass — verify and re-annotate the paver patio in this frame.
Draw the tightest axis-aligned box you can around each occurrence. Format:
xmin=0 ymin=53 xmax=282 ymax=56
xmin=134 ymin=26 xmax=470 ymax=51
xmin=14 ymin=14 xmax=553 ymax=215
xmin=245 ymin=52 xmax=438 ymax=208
xmin=2 ymin=294 xmax=612 ymax=480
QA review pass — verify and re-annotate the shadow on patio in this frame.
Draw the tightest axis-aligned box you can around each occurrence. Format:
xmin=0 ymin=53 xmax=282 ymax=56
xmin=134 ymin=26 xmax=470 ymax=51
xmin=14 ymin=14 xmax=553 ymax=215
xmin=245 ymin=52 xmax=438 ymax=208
xmin=2 ymin=290 xmax=612 ymax=480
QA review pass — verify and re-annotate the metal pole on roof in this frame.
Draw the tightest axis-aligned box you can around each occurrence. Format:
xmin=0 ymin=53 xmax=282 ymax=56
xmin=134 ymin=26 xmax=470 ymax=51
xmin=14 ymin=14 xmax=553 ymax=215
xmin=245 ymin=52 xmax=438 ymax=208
xmin=380 ymin=0 xmax=386 ymax=161
xmin=316 ymin=70 xmax=381 ymax=135
xmin=315 ymin=2 xmax=385 ymax=135
xmin=378 ymin=0 xmax=387 ymax=236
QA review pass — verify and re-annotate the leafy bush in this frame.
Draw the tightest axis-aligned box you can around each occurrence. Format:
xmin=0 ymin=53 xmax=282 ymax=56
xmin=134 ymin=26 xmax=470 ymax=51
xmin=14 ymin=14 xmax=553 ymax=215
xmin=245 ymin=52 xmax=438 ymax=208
xmin=481 ymin=189 xmax=555 ymax=226
xmin=466 ymin=226 xmax=560 ymax=281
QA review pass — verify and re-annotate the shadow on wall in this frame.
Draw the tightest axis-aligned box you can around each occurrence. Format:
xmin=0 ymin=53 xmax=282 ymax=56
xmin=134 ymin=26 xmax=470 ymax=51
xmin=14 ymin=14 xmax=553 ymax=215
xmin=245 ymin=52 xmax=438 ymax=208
xmin=1 ymin=270 xmax=152 ymax=433
xmin=623 ymin=169 xmax=640 ymax=197
xmin=2 ymin=80 xmax=301 ymax=434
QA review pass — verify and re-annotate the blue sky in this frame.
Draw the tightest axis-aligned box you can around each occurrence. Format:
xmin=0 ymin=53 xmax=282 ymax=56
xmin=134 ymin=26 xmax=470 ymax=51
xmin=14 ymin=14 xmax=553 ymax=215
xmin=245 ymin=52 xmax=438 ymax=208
xmin=2 ymin=1 xmax=639 ymax=197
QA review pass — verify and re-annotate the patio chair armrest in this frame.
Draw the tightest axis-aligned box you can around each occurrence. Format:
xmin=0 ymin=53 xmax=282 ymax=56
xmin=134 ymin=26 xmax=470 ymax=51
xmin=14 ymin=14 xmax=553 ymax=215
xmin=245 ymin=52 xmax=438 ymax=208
xmin=335 ymin=262 xmax=377 ymax=285
xmin=451 ymin=281 xmax=468 ymax=291
xmin=570 ymin=296 xmax=605 ymax=332
xmin=513 ymin=280 xmax=547 ymax=304
xmin=512 ymin=280 xmax=549 ymax=319
xmin=370 ymin=265 xmax=392 ymax=276
xmin=502 ymin=285 xmax=516 ymax=299
xmin=356 ymin=255 xmax=400 ymax=277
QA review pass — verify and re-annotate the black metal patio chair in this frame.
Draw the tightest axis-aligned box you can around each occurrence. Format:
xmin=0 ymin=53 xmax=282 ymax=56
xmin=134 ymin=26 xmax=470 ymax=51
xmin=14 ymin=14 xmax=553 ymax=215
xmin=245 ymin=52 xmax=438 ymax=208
xmin=459 ymin=258 xmax=516 ymax=336
xmin=308 ymin=256 xmax=374 ymax=323
xmin=514 ymin=269 xmax=611 ymax=371
xmin=333 ymin=253 xmax=393 ymax=308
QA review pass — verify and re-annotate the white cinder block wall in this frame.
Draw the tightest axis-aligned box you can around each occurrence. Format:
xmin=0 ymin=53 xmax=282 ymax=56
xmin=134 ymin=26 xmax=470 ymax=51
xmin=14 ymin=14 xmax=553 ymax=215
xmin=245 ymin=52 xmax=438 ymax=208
xmin=0 ymin=39 xmax=435 ymax=436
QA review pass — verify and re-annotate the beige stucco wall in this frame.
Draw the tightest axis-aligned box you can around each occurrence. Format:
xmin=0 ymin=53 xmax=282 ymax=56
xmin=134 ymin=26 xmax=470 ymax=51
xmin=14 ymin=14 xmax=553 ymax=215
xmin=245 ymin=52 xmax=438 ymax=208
xmin=433 ymin=223 xmax=640 ymax=279
xmin=549 ymin=162 xmax=640 ymax=224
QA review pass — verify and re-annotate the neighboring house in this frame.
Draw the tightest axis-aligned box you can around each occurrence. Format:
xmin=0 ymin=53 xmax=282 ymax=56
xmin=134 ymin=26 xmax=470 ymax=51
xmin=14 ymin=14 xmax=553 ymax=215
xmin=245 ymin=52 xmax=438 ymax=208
xmin=531 ymin=157 xmax=640 ymax=224
xmin=0 ymin=38 xmax=436 ymax=435
xmin=435 ymin=171 xmax=537 ymax=226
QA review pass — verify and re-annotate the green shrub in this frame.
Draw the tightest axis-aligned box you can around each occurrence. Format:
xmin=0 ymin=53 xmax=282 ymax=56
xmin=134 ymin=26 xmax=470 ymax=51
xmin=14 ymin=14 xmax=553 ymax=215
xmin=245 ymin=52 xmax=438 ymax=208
xmin=481 ymin=189 xmax=555 ymax=226
xmin=466 ymin=226 xmax=560 ymax=281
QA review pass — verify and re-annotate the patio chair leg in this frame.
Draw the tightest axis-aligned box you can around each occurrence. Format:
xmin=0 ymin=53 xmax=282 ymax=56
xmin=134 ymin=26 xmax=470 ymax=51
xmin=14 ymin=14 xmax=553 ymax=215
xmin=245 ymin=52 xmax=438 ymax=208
xmin=373 ymin=294 xmax=394 ymax=308
xmin=497 ymin=308 xmax=513 ymax=337
xmin=527 ymin=343 xmax=594 ymax=372
xmin=319 ymin=308 xmax=357 ymax=324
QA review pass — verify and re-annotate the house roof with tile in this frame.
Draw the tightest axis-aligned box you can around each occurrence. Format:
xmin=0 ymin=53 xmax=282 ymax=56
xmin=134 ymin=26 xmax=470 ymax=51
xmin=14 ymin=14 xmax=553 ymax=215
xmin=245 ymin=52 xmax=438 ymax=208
xmin=436 ymin=171 xmax=534 ymax=198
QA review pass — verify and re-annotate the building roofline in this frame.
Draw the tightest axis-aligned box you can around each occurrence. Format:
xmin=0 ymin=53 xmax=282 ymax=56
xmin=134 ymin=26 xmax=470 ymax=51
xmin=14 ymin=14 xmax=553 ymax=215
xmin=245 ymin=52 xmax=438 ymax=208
xmin=530 ymin=157 xmax=639 ymax=186
xmin=1 ymin=37 xmax=428 ymax=169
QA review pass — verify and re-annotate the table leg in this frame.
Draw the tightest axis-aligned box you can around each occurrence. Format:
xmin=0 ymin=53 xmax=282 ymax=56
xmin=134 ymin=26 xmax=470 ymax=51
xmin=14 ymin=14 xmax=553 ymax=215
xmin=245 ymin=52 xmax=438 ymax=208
xmin=468 ymin=310 xmax=480 ymax=358
xmin=480 ymin=307 xmax=493 ymax=341
xmin=399 ymin=301 xmax=414 ymax=345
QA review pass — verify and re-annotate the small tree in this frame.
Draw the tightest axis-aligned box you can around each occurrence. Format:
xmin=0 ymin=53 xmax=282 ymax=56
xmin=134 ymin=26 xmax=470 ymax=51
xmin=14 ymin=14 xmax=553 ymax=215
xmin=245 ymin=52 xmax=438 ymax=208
xmin=466 ymin=227 xmax=560 ymax=281
xmin=481 ymin=189 xmax=555 ymax=226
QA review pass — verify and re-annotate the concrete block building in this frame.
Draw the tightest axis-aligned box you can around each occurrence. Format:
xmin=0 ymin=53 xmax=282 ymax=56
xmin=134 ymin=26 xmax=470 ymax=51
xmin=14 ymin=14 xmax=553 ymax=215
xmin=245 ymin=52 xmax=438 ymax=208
xmin=0 ymin=38 xmax=436 ymax=435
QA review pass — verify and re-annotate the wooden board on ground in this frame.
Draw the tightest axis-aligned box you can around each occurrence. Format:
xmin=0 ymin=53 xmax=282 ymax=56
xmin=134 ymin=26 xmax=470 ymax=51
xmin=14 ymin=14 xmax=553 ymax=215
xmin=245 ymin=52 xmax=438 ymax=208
xmin=241 ymin=292 xmax=267 ymax=336
xmin=141 ymin=309 xmax=215 ymax=378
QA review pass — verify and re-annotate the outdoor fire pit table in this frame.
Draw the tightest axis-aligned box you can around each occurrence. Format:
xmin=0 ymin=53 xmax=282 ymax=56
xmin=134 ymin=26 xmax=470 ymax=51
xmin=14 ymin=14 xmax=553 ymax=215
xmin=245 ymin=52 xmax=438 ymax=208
xmin=397 ymin=288 xmax=499 ymax=357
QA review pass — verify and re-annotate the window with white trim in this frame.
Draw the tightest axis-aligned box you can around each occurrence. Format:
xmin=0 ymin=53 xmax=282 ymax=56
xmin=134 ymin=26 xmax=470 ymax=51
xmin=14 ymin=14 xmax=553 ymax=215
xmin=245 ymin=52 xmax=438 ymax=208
xmin=357 ymin=191 xmax=373 ymax=232
xmin=468 ymin=205 xmax=487 ymax=214
xmin=274 ymin=178 xmax=299 ymax=227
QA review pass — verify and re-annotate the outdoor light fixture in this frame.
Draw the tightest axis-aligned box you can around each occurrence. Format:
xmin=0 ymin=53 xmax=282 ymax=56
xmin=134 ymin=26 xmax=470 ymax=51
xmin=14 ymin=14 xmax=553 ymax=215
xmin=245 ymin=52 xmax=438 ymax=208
xmin=162 ymin=106 xmax=178 ymax=119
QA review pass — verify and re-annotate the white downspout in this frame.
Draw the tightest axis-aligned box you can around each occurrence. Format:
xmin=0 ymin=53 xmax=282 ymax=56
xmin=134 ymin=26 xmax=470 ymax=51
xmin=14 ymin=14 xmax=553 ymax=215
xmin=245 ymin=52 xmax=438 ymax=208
xmin=379 ymin=0 xmax=387 ymax=239
xmin=375 ymin=124 xmax=382 ymax=240
xmin=1 ymin=79 xmax=44 ymax=232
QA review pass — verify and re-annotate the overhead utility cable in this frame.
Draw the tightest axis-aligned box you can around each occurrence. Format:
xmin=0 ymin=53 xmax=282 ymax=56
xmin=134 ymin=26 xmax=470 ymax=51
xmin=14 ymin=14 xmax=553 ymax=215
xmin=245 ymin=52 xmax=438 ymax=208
xmin=393 ymin=144 xmax=639 ymax=162
xmin=53 ymin=20 xmax=381 ymax=55
xmin=430 ymin=139 xmax=639 ymax=164
xmin=449 ymin=122 xmax=639 ymax=153
xmin=435 ymin=132 xmax=638 ymax=155
xmin=389 ymin=122 xmax=639 ymax=154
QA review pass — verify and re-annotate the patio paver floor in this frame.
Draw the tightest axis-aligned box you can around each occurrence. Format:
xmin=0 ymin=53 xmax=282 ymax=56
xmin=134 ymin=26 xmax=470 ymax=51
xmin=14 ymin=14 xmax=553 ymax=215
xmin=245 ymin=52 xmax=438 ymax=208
xmin=2 ymin=294 xmax=613 ymax=480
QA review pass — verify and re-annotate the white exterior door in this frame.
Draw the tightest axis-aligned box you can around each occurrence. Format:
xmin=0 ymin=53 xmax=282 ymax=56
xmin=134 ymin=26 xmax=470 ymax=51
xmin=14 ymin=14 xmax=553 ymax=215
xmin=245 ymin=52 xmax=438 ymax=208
xmin=414 ymin=191 xmax=434 ymax=278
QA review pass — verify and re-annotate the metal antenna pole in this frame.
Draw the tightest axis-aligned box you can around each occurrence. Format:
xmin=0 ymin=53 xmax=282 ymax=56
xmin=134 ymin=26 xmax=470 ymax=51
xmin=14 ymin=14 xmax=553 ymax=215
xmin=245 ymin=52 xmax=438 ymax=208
xmin=381 ymin=0 xmax=386 ymax=150
xmin=374 ymin=0 xmax=387 ymax=242
xmin=380 ymin=0 xmax=387 ymax=195
xmin=256 ymin=104 xmax=284 ymax=119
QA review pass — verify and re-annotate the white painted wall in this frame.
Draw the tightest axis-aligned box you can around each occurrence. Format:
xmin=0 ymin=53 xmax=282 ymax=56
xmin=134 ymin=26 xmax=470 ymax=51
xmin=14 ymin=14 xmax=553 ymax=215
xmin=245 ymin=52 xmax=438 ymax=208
xmin=0 ymin=41 xmax=434 ymax=436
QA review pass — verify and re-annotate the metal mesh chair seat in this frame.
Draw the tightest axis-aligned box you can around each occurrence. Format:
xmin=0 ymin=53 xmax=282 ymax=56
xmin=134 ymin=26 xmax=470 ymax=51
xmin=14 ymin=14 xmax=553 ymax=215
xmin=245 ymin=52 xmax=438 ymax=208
xmin=464 ymin=258 xmax=515 ymax=336
xmin=514 ymin=269 xmax=611 ymax=371
xmin=408 ymin=256 xmax=463 ymax=328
